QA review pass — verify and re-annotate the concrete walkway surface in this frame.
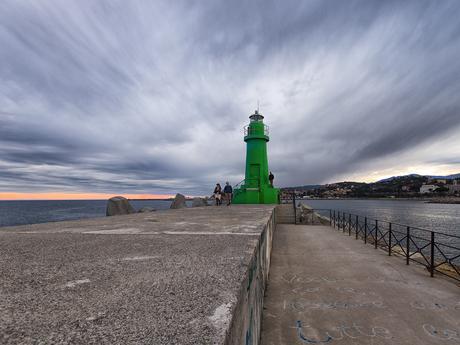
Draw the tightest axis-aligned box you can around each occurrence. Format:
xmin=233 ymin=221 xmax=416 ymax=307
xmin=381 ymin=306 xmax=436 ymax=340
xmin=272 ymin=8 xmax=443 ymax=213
xmin=261 ymin=224 xmax=460 ymax=345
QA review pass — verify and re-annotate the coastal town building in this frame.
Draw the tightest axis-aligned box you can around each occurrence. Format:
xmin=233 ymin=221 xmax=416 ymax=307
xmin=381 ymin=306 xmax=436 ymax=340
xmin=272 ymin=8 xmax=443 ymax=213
xmin=448 ymin=184 xmax=460 ymax=195
xmin=430 ymin=178 xmax=447 ymax=184
xmin=419 ymin=184 xmax=439 ymax=194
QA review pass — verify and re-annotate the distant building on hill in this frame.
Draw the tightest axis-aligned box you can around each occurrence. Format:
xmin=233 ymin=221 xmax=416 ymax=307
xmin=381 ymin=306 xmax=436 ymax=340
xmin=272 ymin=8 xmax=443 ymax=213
xmin=448 ymin=184 xmax=460 ymax=195
xmin=419 ymin=185 xmax=439 ymax=194
xmin=401 ymin=185 xmax=411 ymax=192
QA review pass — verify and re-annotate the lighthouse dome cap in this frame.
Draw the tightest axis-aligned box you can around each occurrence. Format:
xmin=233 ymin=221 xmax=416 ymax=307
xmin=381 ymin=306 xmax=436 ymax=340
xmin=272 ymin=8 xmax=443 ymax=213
xmin=249 ymin=109 xmax=264 ymax=121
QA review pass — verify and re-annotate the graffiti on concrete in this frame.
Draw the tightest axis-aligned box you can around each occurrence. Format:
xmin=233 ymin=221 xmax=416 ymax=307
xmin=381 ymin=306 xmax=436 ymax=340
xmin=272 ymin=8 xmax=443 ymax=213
xmin=290 ymin=300 xmax=385 ymax=312
xmin=335 ymin=287 xmax=378 ymax=296
xmin=423 ymin=324 xmax=460 ymax=341
xmin=291 ymin=287 xmax=321 ymax=294
xmin=281 ymin=273 xmax=341 ymax=284
xmin=295 ymin=321 xmax=392 ymax=343
xmin=410 ymin=301 xmax=449 ymax=311
xmin=291 ymin=286 xmax=380 ymax=296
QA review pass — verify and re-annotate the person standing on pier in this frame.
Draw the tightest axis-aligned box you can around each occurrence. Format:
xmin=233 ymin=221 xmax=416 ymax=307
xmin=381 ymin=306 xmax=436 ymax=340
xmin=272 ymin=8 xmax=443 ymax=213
xmin=224 ymin=182 xmax=233 ymax=206
xmin=269 ymin=171 xmax=274 ymax=187
xmin=214 ymin=183 xmax=222 ymax=206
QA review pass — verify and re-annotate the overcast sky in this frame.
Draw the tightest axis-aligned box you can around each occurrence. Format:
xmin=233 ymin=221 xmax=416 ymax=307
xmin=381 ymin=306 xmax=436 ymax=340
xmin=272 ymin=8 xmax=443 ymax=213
xmin=1 ymin=0 xmax=460 ymax=196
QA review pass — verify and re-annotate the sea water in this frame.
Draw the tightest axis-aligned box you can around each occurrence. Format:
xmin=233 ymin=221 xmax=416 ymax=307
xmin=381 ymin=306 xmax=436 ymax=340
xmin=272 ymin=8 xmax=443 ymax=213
xmin=0 ymin=199 xmax=182 ymax=227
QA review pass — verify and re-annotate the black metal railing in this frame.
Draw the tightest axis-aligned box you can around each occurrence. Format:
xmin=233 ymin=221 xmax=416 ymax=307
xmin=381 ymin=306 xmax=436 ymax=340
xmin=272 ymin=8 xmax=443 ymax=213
xmin=325 ymin=209 xmax=460 ymax=282
xmin=278 ymin=193 xmax=460 ymax=283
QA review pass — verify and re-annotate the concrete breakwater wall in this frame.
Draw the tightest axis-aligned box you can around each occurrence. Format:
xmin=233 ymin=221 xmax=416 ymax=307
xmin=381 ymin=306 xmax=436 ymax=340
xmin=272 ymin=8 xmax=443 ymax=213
xmin=0 ymin=205 xmax=277 ymax=345
xmin=225 ymin=208 xmax=275 ymax=345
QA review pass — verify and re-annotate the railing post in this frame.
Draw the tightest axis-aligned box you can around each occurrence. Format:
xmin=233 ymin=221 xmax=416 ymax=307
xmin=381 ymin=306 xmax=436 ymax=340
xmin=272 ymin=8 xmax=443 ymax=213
xmin=430 ymin=231 xmax=435 ymax=277
xmin=344 ymin=212 xmax=347 ymax=233
xmin=333 ymin=210 xmax=336 ymax=228
xmin=348 ymin=213 xmax=351 ymax=236
xmin=338 ymin=211 xmax=341 ymax=230
xmin=406 ymin=226 xmax=410 ymax=265
xmin=355 ymin=215 xmax=358 ymax=239
xmin=388 ymin=223 xmax=392 ymax=256
xmin=329 ymin=210 xmax=332 ymax=227
xmin=292 ymin=192 xmax=296 ymax=225
xmin=374 ymin=220 xmax=378 ymax=249
xmin=364 ymin=217 xmax=367 ymax=244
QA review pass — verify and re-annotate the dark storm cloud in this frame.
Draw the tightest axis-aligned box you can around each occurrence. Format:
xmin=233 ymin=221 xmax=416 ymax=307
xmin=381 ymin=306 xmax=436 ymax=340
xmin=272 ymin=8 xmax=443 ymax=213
xmin=1 ymin=0 xmax=460 ymax=195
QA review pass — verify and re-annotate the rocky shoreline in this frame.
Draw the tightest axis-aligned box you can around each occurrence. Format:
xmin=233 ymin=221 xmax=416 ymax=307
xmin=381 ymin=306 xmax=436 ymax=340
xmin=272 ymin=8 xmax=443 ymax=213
xmin=426 ymin=197 xmax=460 ymax=204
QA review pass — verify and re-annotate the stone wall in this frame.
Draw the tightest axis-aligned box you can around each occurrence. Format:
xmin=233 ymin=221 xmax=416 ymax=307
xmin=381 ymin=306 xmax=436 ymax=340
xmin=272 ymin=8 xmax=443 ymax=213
xmin=298 ymin=203 xmax=330 ymax=225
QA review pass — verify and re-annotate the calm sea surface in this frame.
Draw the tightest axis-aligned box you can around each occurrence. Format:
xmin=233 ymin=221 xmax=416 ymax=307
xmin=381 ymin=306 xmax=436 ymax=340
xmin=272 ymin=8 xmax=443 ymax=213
xmin=304 ymin=199 xmax=460 ymax=236
xmin=1 ymin=199 xmax=459 ymax=234
xmin=0 ymin=199 xmax=181 ymax=228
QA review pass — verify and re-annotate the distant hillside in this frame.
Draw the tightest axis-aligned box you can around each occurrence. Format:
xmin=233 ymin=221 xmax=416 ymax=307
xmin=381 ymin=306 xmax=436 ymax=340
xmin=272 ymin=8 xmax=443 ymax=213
xmin=426 ymin=173 xmax=460 ymax=179
xmin=377 ymin=174 xmax=422 ymax=183
xmin=282 ymin=172 xmax=460 ymax=198
xmin=282 ymin=184 xmax=321 ymax=191
xmin=379 ymin=173 xmax=460 ymax=182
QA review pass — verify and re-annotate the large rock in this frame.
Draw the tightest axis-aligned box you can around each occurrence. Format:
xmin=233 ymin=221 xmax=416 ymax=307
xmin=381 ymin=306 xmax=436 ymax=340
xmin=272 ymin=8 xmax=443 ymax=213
xmin=192 ymin=197 xmax=208 ymax=207
xmin=170 ymin=193 xmax=187 ymax=209
xmin=106 ymin=196 xmax=136 ymax=216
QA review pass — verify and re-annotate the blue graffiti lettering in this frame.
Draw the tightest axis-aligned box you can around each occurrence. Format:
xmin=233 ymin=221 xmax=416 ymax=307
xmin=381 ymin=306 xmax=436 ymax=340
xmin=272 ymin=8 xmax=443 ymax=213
xmin=296 ymin=320 xmax=333 ymax=344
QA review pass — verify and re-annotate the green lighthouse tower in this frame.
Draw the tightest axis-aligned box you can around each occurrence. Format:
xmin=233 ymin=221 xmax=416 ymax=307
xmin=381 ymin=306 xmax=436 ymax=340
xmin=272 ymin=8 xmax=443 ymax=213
xmin=233 ymin=110 xmax=279 ymax=204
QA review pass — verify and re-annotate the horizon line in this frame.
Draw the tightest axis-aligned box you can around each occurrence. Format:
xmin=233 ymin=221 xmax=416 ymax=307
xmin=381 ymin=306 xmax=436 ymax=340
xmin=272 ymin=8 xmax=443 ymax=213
xmin=0 ymin=192 xmax=176 ymax=201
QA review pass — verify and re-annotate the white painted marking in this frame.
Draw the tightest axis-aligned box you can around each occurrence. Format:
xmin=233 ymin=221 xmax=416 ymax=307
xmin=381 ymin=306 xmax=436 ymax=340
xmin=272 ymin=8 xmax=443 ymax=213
xmin=83 ymin=228 xmax=144 ymax=234
xmin=85 ymin=312 xmax=106 ymax=322
xmin=81 ymin=229 xmax=258 ymax=236
xmin=121 ymin=256 xmax=160 ymax=261
xmin=162 ymin=231 xmax=259 ymax=236
xmin=64 ymin=278 xmax=90 ymax=288
xmin=209 ymin=303 xmax=232 ymax=332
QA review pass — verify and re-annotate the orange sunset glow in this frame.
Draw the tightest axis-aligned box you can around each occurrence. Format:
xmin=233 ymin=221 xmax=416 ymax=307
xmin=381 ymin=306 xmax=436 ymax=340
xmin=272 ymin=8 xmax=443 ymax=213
xmin=0 ymin=192 xmax=174 ymax=201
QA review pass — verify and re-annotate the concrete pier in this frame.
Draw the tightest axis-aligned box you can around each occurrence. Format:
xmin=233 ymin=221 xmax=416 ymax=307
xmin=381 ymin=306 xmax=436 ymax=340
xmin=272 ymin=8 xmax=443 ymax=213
xmin=260 ymin=224 xmax=460 ymax=345
xmin=0 ymin=205 xmax=276 ymax=345
xmin=2 ymin=206 xmax=459 ymax=344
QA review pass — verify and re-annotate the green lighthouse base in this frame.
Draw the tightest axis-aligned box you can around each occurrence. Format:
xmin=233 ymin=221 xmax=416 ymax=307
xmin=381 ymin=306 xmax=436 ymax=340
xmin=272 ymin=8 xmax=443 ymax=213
xmin=233 ymin=185 xmax=279 ymax=204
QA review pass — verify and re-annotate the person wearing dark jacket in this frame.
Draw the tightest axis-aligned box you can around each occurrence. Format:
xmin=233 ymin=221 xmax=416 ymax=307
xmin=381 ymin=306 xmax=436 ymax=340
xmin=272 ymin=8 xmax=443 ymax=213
xmin=269 ymin=171 xmax=274 ymax=187
xmin=223 ymin=182 xmax=233 ymax=206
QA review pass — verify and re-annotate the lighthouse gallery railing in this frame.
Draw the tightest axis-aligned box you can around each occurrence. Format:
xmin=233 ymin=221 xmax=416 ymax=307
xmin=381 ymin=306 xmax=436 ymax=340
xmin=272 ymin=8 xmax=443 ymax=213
xmin=244 ymin=125 xmax=269 ymax=137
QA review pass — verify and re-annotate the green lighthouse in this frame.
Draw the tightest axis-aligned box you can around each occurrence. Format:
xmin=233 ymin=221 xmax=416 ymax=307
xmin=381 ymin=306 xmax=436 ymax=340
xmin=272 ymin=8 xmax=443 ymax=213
xmin=233 ymin=110 xmax=279 ymax=204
